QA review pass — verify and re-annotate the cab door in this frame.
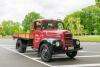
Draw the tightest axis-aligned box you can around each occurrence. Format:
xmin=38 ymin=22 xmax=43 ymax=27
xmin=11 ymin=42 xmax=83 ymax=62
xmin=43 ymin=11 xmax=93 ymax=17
xmin=34 ymin=21 xmax=42 ymax=48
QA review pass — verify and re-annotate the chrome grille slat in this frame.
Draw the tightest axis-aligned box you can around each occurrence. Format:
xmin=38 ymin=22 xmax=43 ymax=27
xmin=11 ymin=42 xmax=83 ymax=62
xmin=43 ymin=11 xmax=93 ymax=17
xmin=64 ymin=33 xmax=72 ymax=45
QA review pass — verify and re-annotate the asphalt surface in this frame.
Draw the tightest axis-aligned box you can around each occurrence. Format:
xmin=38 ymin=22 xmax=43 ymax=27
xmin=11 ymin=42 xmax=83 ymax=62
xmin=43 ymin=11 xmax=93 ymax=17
xmin=0 ymin=39 xmax=100 ymax=67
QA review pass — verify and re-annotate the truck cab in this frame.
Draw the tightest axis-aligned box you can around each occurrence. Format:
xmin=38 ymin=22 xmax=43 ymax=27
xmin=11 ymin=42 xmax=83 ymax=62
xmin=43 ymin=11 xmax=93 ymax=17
xmin=13 ymin=19 xmax=82 ymax=62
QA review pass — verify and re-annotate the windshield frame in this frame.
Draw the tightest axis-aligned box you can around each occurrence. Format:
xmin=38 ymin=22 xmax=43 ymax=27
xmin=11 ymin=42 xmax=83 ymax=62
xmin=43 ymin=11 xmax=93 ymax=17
xmin=42 ymin=21 xmax=64 ymax=30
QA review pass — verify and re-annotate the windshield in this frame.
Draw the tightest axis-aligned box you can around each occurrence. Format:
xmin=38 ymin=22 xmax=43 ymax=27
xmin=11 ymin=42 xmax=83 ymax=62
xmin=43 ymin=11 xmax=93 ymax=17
xmin=42 ymin=21 xmax=64 ymax=30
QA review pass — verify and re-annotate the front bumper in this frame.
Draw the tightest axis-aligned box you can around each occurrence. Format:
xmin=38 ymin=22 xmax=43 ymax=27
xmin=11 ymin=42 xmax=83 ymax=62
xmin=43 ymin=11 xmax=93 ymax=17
xmin=68 ymin=47 xmax=83 ymax=52
xmin=75 ymin=47 xmax=83 ymax=50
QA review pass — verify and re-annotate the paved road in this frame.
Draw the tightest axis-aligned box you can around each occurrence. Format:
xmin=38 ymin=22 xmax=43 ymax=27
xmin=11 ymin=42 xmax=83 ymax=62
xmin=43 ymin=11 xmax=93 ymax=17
xmin=0 ymin=39 xmax=100 ymax=67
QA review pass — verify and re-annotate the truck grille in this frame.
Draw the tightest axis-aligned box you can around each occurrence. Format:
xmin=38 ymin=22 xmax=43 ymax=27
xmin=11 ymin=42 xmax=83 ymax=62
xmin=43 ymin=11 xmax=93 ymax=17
xmin=64 ymin=33 xmax=72 ymax=45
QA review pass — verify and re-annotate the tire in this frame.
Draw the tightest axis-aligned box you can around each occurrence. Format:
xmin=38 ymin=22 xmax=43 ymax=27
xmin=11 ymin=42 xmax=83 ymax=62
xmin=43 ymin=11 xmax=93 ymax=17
xmin=66 ymin=51 xmax=77 ymax=59
xmin=16 ymin=39 xmax=26 ymax=53
xmin=40 ymin=43 xmax=52 ymax=62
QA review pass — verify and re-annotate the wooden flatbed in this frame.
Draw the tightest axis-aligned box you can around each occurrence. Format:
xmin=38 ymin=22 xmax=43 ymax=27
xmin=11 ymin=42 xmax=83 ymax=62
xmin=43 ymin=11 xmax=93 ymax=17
xmin=13 ymin=33 xmax=34 ymax=39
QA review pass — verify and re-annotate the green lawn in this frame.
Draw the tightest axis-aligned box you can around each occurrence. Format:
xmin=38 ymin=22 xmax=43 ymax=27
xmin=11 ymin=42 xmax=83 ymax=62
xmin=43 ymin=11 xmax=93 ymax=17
xmin=74 ymin=35 xmax=100 ymax=42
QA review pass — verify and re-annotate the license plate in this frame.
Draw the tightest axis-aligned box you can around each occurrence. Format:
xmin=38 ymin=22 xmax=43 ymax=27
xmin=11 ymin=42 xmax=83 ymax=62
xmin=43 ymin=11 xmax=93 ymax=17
xmin=68 ymin=47 xmax=74 ymax=50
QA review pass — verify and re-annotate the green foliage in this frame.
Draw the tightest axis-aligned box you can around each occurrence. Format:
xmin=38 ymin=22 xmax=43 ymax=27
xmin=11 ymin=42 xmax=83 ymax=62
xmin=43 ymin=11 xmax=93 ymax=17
xmin=64 ymin=5 xmax=100 ymax=35
xmin=82 ymin=6 xmax=100 ymax=35
xmin=22 ymin=12 xmax=42 ymax=32
xmin=0 ymin=26 xmax=2 ymax=35
xmin=64 ymin=11 xmax=84 ymax=35
xmin=1 ymin=20 xmax=23 ymax=36
xmin=95 ymin=0 xmax=100 ymax=2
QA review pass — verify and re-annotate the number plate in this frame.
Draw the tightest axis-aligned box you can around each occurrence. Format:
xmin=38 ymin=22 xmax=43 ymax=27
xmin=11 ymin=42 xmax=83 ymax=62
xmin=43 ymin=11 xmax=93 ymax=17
xmin=68 ymin=47 xmax=74 ymax=50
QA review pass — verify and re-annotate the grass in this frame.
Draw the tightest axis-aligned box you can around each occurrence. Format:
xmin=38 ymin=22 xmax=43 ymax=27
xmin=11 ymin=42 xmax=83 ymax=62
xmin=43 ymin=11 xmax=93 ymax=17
xmin=0 ymin=35 xmax=12 ymax=39
xmin=74 ymin=35 xmax=100 ymax=42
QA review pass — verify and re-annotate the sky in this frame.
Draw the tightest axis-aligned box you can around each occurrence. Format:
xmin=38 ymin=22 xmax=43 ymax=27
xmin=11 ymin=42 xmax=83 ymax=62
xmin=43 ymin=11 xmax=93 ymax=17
xmin=0 ymin=0 xmax=96 ymax=23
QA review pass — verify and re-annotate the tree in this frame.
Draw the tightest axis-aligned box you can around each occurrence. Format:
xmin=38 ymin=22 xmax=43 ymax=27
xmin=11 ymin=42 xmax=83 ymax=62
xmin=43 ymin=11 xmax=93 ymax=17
xmin=82 ymin=6 xmax=100 ymax=35
xmin=0 ymin=26 xmax=2 ymax=35
xmin=1 ymin=20 xmax=23 ymax=36
xmin=64 ymin=11 xmax=84 ymax=35
xmin=64 ymin=16 xmax=84 ymax=35
xmin=64 ymin=5 xmax=100 ymax=35
xmin=22 ymin=12 xmax=42 ymax=32
xmin=95 ymin=0 xmax=100 ymax=2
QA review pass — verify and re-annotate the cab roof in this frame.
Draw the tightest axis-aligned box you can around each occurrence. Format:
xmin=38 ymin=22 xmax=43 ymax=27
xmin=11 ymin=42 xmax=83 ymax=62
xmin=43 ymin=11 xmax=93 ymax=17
xmin=34 ymin=19 xmax=61 ymax=23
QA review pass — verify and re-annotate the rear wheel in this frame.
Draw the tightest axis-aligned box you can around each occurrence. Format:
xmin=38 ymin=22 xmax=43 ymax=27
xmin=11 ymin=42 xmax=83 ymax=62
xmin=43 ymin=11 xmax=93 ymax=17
xmin=40 ymin=43 xmax=52 ymax=62
xmin=66 ymin=51 xmax=77 ymax=59
xmin=16 ymin=39 xmax=26 ymax=53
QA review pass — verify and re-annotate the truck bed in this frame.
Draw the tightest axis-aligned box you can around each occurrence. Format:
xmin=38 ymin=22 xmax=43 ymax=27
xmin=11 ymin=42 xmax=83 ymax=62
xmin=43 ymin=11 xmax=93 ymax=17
xmin=13 ymin=33 xmax=34 ymax=39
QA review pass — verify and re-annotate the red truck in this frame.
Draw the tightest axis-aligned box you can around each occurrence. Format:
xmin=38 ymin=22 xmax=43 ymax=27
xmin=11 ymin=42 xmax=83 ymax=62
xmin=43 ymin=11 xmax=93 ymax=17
xmin=13 ymin=19 xmax=82 ymax=62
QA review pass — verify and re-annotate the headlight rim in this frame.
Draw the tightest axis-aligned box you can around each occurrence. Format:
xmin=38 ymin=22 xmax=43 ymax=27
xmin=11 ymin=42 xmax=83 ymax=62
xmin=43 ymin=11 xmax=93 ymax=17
xmin=55 ymin=41 xmax=60 ymax=47
xmin=52 ymin=40 xmax=61 ymax=47
xmin=76 ymin=40 xmax=80 ymax=45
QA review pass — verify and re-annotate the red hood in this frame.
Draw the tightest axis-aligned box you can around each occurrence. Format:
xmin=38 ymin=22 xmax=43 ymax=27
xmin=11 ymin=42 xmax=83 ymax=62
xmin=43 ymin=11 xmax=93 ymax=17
xmin=43 ymin=30 xmax=72 ymax=38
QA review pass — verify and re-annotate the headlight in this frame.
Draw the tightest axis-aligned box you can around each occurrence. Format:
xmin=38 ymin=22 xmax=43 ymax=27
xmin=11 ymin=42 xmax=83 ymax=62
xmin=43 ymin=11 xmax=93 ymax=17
xmin=76 ymin=40 xmax=80 ymax=45
xmin=55 ymin=41 xmax=60 ymax=47
xmin=53 ymin=40 xmax=60 ymax=47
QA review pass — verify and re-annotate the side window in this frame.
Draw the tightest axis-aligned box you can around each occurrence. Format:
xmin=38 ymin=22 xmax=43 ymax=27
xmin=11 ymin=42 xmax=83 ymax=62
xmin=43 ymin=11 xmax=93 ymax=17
xmin=36 ymin=22 xmax=42 ymax=30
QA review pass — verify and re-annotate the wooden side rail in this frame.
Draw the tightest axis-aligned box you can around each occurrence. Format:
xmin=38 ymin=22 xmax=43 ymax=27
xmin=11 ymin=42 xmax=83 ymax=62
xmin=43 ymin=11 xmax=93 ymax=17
xmin=13 ymin=33 xmax=34 ymax=39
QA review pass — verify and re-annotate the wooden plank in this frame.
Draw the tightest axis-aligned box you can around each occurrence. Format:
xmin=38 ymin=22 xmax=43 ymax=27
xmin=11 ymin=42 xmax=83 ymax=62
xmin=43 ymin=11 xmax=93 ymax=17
xmin=13 ymin=33 xmax=34 ymax=39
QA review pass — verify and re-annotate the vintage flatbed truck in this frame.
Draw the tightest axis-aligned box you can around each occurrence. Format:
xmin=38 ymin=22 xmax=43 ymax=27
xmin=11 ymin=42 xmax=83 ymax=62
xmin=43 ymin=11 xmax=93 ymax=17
xmin=13 ymin=19 xmax=82 ymax=62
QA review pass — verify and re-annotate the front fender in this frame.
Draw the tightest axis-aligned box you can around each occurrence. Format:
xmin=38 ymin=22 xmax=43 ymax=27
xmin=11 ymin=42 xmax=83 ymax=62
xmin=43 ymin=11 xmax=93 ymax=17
xmin=73 ymin=39 xmax=83 ymax=50
xmin=38 ymin=38 xmax=60 ymax=53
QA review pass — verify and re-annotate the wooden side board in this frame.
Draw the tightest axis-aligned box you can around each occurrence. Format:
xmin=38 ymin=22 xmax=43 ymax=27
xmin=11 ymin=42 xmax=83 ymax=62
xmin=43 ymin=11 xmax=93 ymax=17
xmin=13 ymin=33 xmax=34 ymax=39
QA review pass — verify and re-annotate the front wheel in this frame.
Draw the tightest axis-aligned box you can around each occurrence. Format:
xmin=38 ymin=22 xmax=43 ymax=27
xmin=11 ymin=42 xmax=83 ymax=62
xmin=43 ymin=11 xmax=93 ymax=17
xmin=40 ymin=43 xmax=52 ymax=62
xmin=66 ymin=51 xmax=77 ymax=59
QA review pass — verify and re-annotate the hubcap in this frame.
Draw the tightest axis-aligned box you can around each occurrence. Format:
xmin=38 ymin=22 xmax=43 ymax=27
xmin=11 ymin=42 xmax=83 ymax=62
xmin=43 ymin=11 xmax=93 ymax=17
xmin=69 ymin=52 xmax=73 ymax=55
xmin=42 ymin=46 xmax=48 ymax=59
